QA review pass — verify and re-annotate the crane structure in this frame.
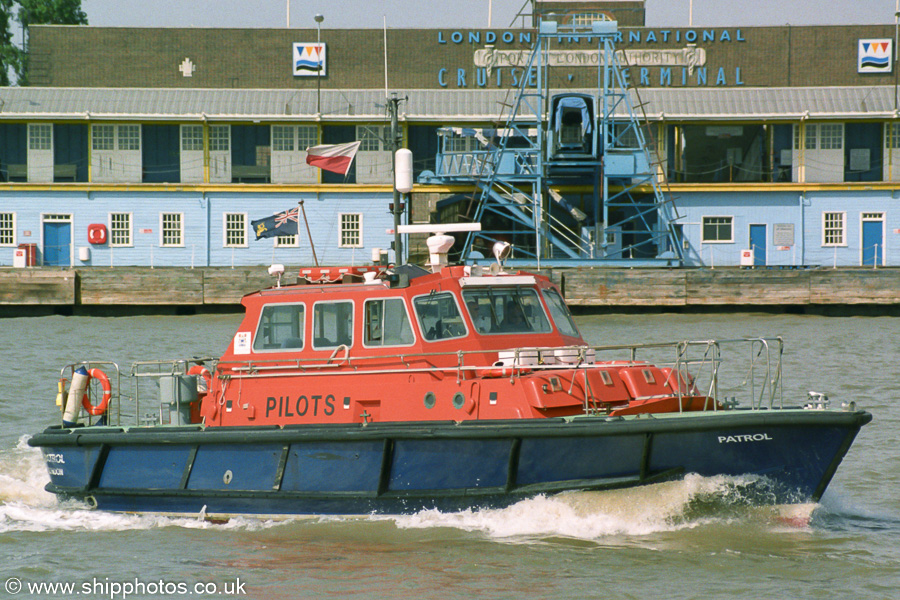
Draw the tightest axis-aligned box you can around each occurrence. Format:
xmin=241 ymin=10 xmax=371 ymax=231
xmin=427 ymin=19 xmax=683 ymax=266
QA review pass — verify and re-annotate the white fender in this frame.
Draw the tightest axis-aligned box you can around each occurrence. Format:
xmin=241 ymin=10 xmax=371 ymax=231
xmin=63 ymin=366 xmax=90 ymax=427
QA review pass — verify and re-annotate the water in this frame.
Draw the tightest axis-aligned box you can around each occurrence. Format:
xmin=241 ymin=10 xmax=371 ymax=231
xmin=1 ymin=312 xmax=898 ymax=599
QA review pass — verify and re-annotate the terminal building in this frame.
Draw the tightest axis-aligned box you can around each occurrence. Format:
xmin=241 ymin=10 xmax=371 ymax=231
xmin=1 ymin=0 xmax=898 ymax=268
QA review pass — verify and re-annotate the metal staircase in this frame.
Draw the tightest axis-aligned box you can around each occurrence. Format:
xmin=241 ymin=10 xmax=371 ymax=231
xmin=429 ymin=18 xmax=683 ymax=267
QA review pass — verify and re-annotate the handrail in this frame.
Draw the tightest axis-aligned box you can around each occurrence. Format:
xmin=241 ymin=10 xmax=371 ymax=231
xmin=60 ymin=338 xmax=785 ymax=427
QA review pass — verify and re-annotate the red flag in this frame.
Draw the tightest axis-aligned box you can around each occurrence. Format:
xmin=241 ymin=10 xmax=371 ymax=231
xmin=305 ymin=141 xmax=362 ymax=175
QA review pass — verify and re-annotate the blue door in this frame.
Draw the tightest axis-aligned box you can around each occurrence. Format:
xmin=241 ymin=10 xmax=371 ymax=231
xmin=749 ymin=224 xmax=766 ymax=266
xmin=862 ymin=220 xmax=883 ymax=266
xmin=43 ymin=221 xmax=71 ymax=266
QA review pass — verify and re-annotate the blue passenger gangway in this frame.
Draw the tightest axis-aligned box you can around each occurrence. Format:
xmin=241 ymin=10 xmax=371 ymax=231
xmin=424 ymin=19 xmax=683 ymax=267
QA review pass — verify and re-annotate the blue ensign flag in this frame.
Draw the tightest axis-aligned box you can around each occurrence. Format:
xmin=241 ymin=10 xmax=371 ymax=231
xmin=251 ymin=207 xmax=300 ymax=240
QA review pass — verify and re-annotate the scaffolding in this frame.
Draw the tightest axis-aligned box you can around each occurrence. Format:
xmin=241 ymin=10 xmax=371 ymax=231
xmin=429 ymin=19 xmax=683 ymax=267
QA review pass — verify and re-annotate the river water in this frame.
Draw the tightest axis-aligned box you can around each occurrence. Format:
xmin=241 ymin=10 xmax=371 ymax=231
xmin=1 ymin=311 xmax=897 ymax=599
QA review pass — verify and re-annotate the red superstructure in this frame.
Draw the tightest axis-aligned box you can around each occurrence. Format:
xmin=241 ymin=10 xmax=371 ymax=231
xmin=198 ymin=264 xmax=709 ymax=428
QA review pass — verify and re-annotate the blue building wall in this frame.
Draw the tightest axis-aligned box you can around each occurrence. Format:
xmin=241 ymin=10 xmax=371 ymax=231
xmin=1 ymin=189 xmax=397 ymax=268
xmin=677 ymin=189 xmax=900 ymax=267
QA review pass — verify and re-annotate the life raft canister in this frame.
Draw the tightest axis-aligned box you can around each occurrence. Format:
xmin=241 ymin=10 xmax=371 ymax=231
xmin=81 ymin=368 xmax=111 ymax=416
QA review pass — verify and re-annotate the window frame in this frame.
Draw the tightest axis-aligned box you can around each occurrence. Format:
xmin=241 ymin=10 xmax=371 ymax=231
xmin=28 ymin=124 xmax=52 ymax=151
xmin=181 ymin=125 xmax=204 ymax=152
xmin=362 ymin=297 xmax=416 ymax=348
xmin=0 ymin=212 xmax=15 ymax=246
xmin=223 ymin=212 xmax=248 ymax=248
xmin=160 ymin=212 xmax=184 ymax=247
xmin=701 ymin=216 xmax=734 ymax=244
xmin=209 ymin=125 xmax=230 ymax=152
xmin=338 ymin=213 xmax=363 ymax=248
xmin=413 ymin=291 xmax=468 ymax=342
xmin=253 ymin=302 xmax=306 ymax=353
xmin=357 ymin=125 xmax=389 ymax=152
xmin=311 ymin=300 xmax=355 ymax=350
xmin=109 ymin=212 xmax=133 ymax=247
xmin=822 ymin=211 xmax=846 ymax=247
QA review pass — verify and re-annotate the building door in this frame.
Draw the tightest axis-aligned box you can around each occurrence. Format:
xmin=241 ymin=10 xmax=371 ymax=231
xmin=862 ymin=214 xmax=884 ymax=266
xmin=43 ymin=216 xmax=71 ymax=266
xmin=749 ymin=224 xmax=766 ymax=266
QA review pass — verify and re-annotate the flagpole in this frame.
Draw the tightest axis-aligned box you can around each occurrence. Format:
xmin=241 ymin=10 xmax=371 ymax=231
xmin=299 ymin=200 xmax=319 ymax=266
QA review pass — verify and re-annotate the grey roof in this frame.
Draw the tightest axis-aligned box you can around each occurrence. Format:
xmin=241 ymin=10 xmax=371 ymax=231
xmin=0 ymin=86 xmax=896 ymax=122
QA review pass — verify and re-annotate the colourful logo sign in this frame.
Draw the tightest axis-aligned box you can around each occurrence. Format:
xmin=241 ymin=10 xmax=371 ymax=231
xmin=293 ymin=43 xmax=326 ymax=77
xmin=858 ymin=39 xmax=892 ymax=73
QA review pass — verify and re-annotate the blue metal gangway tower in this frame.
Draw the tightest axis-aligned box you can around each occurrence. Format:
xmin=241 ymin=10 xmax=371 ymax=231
xmin=427 ymin=19 xmax=683 ymax=267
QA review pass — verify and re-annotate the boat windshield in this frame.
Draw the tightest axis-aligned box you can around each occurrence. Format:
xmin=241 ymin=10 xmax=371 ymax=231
xmin=414 ymin=292 xmax=467 ymax=341
xmin=541 ymin=288 xmax=581 ymax=337
xmin=461 ymin=287 xmax=551 ymax=335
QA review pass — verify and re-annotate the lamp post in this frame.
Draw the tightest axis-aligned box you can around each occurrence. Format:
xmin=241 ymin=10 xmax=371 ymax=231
xmin=315 ymin=13 xmax=324 ymax=115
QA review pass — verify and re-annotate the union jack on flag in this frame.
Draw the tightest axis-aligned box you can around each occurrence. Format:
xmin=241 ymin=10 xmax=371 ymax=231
xmin=251 ymin=207 xmax=300 ymax=240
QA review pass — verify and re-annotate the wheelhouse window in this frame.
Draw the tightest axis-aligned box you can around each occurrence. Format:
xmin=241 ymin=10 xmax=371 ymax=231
xmin=461 ymin=287 xmax=551 ymax=335
xmin=823 ymin=212 xmax=846 ymax=246
xmin=161 ymin=213 xmax=183 ymax=247
xmin=702 ymin=216 xmax=733 ymax=243
xmin=541 ymin=288 xmax=580 ymax=338
xmin=109 ymin=212 xmax=132 ymax=246
xmin=312 ymin=301 xmax=353 ymax=349
xmin=0 ymin=212 xmax=14 ymax=246
xmin=224 ymin=213 xmax=246 ymax=247
xmin=414 ymin=292 xmax=467 ymax=341
xmin=364 ymin=298 xmax=414 ymax=347
xmin=254 ymin=303 xmax=305 ymax=351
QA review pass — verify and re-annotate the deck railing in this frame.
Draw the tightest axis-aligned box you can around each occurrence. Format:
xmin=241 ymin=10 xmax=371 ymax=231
xmin=57 ymin=337 xmax=786 ymax=427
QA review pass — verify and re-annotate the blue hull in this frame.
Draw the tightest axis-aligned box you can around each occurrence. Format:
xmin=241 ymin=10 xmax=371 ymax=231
xmin=29 ymin=409 xmax=871 ymax=516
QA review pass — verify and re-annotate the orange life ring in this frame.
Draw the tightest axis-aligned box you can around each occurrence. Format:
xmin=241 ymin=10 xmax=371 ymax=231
xmin=188 ymin=365 xmax=212 ymax=395
xmin=481 ymin=366 xmax=532 ymax=378
xmin=81 ymin=368 xmax=111 ymax=416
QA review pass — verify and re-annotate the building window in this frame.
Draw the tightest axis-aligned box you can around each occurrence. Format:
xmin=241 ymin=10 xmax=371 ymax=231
xmin=886 ymin=123 xmax=900 ymax=149
xmin=272 ymin=126 xmax=295 ymax=152
xmin=181 ymin=125 xmax=204 ymax=151
xmin=93 ymin=124 xmax=140 ymax=151
xmin=357 ymin=125 xmax=389 ymax=151
xmin=161 ymin=213 xmax=183 ymax=247
xmin=209 ymin=125 xmax=230 ymax=151
xmin=0 ymin=212 xmax=14 ymax=246
xmin=224 ymin=213 xmax=246 ymax=247
xmin=92 ymin=124 xmax=115 ymax=150
xmin=823 ymin=212 xmax=845 ymax=246
xmin=118 ymin=125 xmax=141 ymax=151
xmin=446 ymin=135 xmax=480 ymax=153
xmin=28 ymin=124 xmax=52 ymax=150
xmin=571 ymin=12 xmax=606 ymax=26
xmin=701 ymin=216 xmax=733 ymax=243
xmin=804 ymin=124 xmax=817 ymax=150
xmin=339 ymin=213 xmax=362 ymax=247
xmin=275 ymin=234 xmax=298 ymax=247
xmin=819 ymin=124 xmax=843 ymax=150
xmin=110 ymin=213 xmax=132 ymax=246
xmin=297 ymin=125 xmax=317 ymax=150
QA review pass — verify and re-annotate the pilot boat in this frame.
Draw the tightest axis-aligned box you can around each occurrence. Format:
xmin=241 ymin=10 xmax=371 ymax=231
xmin=29 ymin=227 xmax=871 ymax=517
